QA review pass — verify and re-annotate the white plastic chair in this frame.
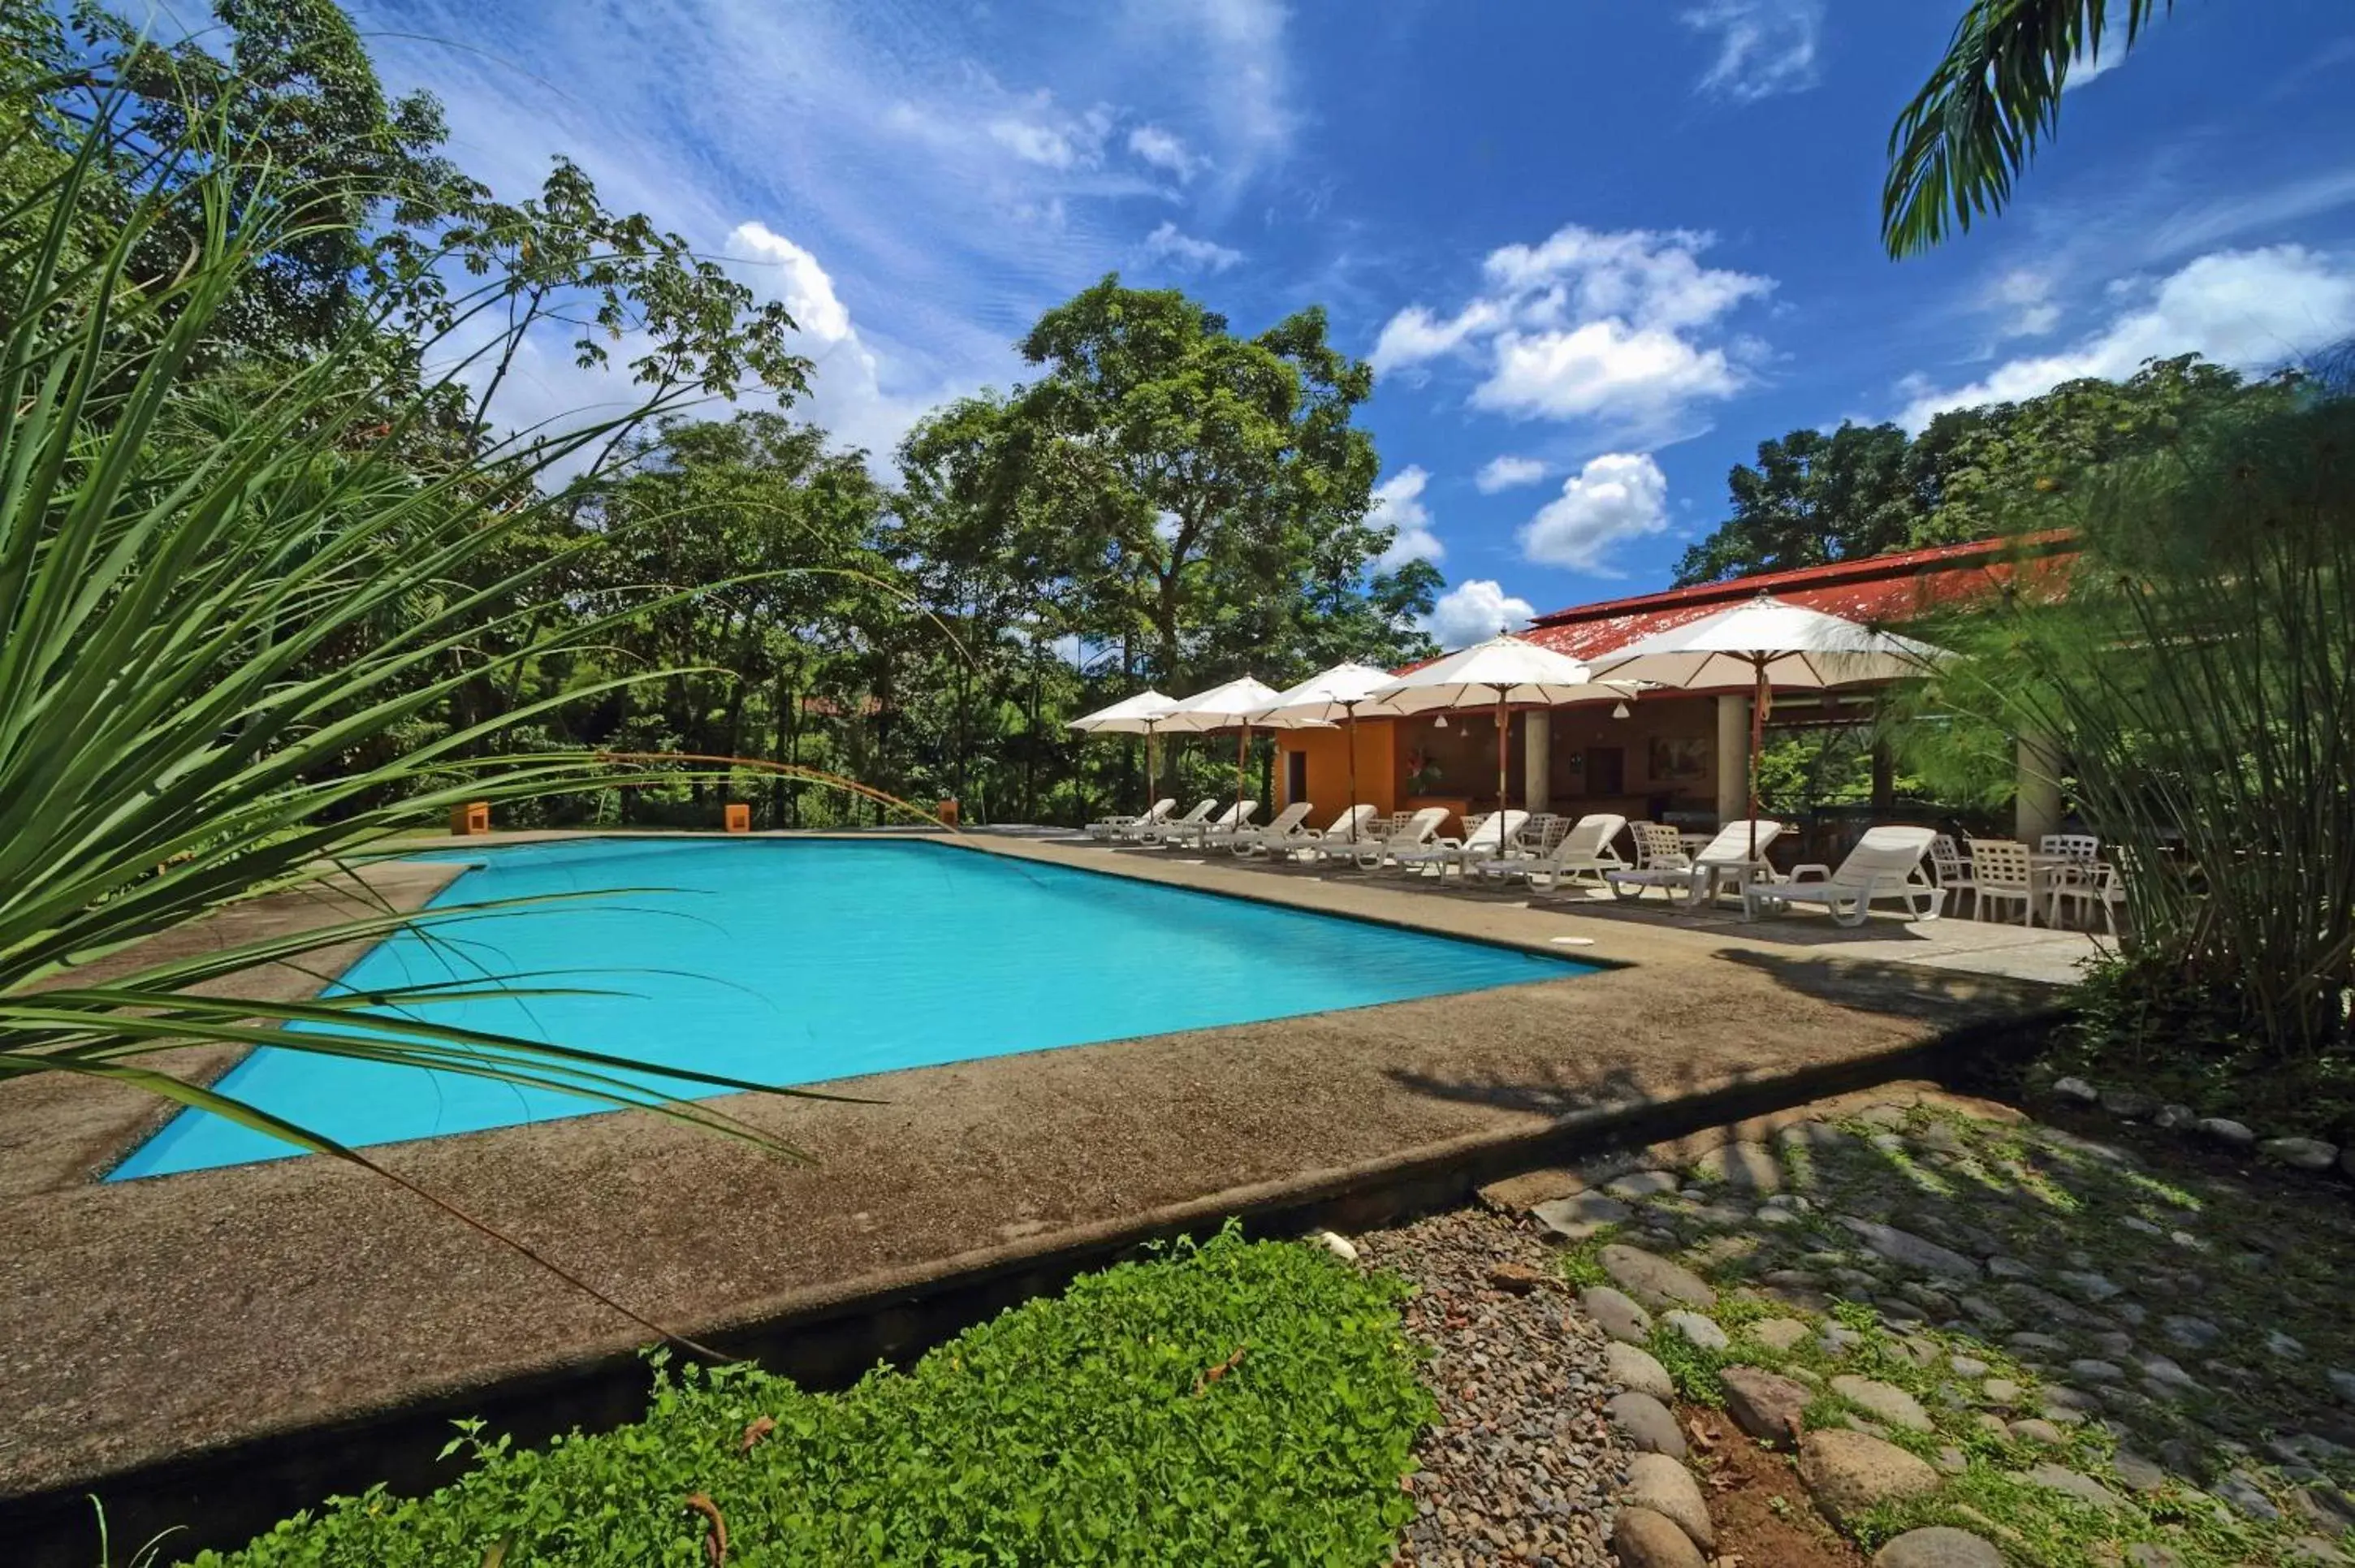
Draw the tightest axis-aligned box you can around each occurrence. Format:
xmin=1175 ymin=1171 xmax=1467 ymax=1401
xmin=1221 ymin=801 xmax=1313 ymax=855
xmin=1745 ymin=826 xmax=1945 ymax=927
xmin=1127 ymin=799 xmax=1216 ymax=843
xmin=1480 ymin=813 xmax=1629 ymax=893
xmin=1611 ymin=820 xmax=1785 ymax=905
xmin=1929 ymin=834 xmax=1977 ymax=918
xmin=1393 ymin=809 xmax=1530 ymax=878
xmin=1349 ymin=806 xmax=1449 ymax=870
xmin=1160 ymin=801 xmax=1255 ymax=849
xmin=1966 ymin=837 xmax=2037 ymax=925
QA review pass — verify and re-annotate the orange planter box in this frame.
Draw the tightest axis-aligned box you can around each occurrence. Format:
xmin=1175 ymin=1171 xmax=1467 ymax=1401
xmin=724 ymin=803 xmax=751 ymax=833
xmin=937 ymin=798 xmax=960 ymax=828
xmin=450 ymin=801 xmax=490 ymax=836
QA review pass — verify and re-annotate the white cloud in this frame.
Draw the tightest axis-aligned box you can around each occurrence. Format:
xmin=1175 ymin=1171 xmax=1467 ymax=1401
xmin=1476 ymin=321 xmax=1748 ymax=421
xmin=1369 ymin=300 xmax=1508 ymax=372
xmin=1127 ymin=123 xmax=1203 ymax=181
xmin=723 ymin=220 xmax=952 ymax=464
xmin=1682 ymin=0 xmax=1825 ymax=102
xmin=1369 ymin=466 xmax=1442 ymax=568
xmin=348 ymin=0 xmax=1299 ymax=482
xmin=1426 ymin=580 xmax=1536 ymax=650
xmin=1476 ymin=455 xmax=1549 ymax=493
xmin=1900 ymin=244 xmax=2355 ymax=428
xmin=986 ymin=95 xmax=1113 ymax=170
xmin=1986 ymin=267 xmax=2062 ymax=339
xmin=1370 ymin=225 xmax=1772 ymax=439
xmin=2063 ymin=41 xmax=2127 ymax=91
xmin=1517 ymin=453 xmax=1670 ymax=573
xmin=1142 ymin=221 xmax=1244 ymax=272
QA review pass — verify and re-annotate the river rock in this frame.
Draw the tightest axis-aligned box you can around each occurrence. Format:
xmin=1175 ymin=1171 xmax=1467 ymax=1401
xmin=1661 ymin=1309 xmax=1728 ymax=1352
xmin=2100 ymin=1086 xmax=2161 ymax=1119
xmin=1696 ymin=1140 xmax=1783 ymax=1193
xmin=2154 ymin=1103 xmax=2198 ymax=1131
xmin=1600 ymin=1243 xmax=1718 ymax=1311
xmin=2161 ymin=1315 xmax=2221 ymax=1350
xmin=2025 ymin=1462 xmax=2125 ymax=1512
xmin=1607 ymin=1169 xmax=1683 ymax=1199
xmin=1610 ymin=1506 xmax=1705 ymax=1568
xmin=1606 ymin=1341 xmax=1675 ymax=1401
xmin=1720 ymin=1365 xmax=1810 ymax=1444
xmin=1837 ymin=1217 xmax=1981 ymax=1281
xmin=2198 ymin=1117 xmax=2254 ymax=1147
xmin=1581 ymin=1285 xmax=1653 ymax=1343
xmin=2262 ymin=1137 xmax=2340 ymax=1172
xmin=1831 ymin=1375 xmax=1934 ymax=1432
xmin=1626 ymin=1452 xmax=1713 ymax=1549
xmin=2052 ymin=1076 xmax=2100 ymax=1104
xmin=1800 ymin=1428 xmax=1942 ymax=1526
xmin=1873 ymin=1527 xmax=2004 ymax=1568
xmin=1607 ymin=1389 xmax=1687 ymax=1458
xmin=1534 ymin=1190 xmax=1634 ymax=1242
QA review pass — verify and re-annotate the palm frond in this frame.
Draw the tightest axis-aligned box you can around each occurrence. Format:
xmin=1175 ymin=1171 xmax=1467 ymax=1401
xmin=1882 ymin=0 xmax=2173 ymax=257
xmin=0 ymin=89 xmax=861 ymax=1173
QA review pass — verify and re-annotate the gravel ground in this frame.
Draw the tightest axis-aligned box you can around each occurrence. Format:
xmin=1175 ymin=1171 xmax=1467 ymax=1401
xmin=1355 ymin=1207 xmax=1628 ymax=1566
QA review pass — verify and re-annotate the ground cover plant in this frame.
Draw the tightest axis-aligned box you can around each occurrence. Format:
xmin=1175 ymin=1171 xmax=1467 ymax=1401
xmin=1554 ymin=1099 xmax=2355 ymax=1566
xmin=179 ymin=1228 xmax=1433 ymax=1566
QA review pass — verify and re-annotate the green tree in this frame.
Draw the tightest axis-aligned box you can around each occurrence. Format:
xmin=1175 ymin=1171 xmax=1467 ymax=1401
xmin=1884 ymin=0 xmax=2176 ymax=257
xmin=1005 ymin=277 xmax=1386 ymax=685
xmin=1674 ymin=355 xmax=2279 ymax=584
xmin=1673 ymin=421 xmax=1929 ymax=585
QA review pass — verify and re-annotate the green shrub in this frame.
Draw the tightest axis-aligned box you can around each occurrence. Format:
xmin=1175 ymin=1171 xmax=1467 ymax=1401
xmin=185 ymin=1228 xmax=1432 ymax=1566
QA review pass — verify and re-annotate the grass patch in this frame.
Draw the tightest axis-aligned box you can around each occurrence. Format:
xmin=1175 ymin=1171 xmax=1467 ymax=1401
xmin=185 ymin=1227 xmax=1433 ymax=1566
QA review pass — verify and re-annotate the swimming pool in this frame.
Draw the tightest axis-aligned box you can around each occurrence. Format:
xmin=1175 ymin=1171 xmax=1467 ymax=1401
xmin=112 ymin=837 xmax=1591 ymax=1178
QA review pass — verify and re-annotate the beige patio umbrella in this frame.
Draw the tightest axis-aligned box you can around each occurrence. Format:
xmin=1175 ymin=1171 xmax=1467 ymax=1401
xmin=1359 ymin=635 xmax=1628 ymax=814
xmin=1157 ymin=676 xmax=1290 ymax=827
xmin=1584 ymin=594 xmax=1951 ymax=860
xmin=1251 ymin=662 xmax=1392 ymax=840
xmin=1066 ymin=689 xmax=1178 ymax=812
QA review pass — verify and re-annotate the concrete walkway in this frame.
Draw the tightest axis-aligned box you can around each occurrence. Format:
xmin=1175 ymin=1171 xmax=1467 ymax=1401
xmin=0 ymin=831 xmax=2065 ymax=1541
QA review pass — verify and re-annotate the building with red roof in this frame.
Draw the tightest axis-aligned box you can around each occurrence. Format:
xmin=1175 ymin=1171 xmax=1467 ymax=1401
xmin=1273 ymin=533 xmax=2076 ymax=849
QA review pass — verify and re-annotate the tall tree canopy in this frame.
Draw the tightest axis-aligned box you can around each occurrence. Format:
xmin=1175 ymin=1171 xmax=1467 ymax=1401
xmin=1674 ymin=354 xmax=2274 ymax=585
xmin=996 ymin=277 xmax=1432 ymax=686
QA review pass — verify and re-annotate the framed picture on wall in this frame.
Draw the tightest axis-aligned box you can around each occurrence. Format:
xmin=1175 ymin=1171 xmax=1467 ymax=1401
xmin=1648 ymin=735 xmax=1707 ymax=783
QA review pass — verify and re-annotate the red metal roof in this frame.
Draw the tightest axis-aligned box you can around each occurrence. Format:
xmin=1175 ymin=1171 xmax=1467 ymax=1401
xmin=1521 ymin=531 xmax=2078 ymax=662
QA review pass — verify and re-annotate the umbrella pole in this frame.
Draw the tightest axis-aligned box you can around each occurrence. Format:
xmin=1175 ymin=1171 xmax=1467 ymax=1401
xmin=1346 ymin=703 xmax=1361 ymax=841
xmin=1235 ymin=724 xmax=1249 ymax=827
xmin=1495 ymin=691 xmax=1509 ymax=814
xmin=1748 ymin=661 xmax=1768 ymax=862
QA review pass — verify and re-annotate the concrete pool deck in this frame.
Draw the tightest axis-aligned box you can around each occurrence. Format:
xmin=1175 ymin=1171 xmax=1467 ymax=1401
xmin=0 ymin=829 xmax=2076 ymax=1551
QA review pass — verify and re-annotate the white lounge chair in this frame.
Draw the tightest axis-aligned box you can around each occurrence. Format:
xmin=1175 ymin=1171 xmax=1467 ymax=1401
xmin=1392 ymin=809 xmax=1530 ymax=879
xmin=1128 ymin=798 xmax=1216 ymax=844
xmin=1274 ymin=804 xmax=1376 ymax=860
xmin=1608 ymin=819 xmax=1786 ymax=906
xmin=1745 ymin=825 xmax=1945 ymax=927
xmin=1217 ymin=800 xmax=1311 ymax=855
xmin=1088 ymin=798 xmax=1175 ymax=841
xmin=1346 ymin=806 xmax=1449 ymax=870
xmin=1479 ymin=813 xmax=1629 ymax=893
xmin=1163 ymin=800 xmax=1255 ymax=850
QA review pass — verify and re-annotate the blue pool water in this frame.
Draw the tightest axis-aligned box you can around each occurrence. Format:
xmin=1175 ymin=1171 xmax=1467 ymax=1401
xmin=112 ymin=837 xmax=1589 ymax=1178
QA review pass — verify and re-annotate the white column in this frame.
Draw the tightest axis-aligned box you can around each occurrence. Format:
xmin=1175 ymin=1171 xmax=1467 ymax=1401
xmin=2016 ymin=733 xmax=2063 ymax=844
xmin=1523 ymin=709 xmax=1551 ymax=812
xmin=1715 ymin=694 xmax=1748 ymax=824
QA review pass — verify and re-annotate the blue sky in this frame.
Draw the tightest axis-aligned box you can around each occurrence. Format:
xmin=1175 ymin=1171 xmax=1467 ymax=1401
xmin=349 ymin=0 xmax=2355 ymax=646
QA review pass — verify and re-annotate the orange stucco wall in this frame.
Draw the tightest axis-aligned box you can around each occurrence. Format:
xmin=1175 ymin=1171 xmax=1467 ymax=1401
xmin=1277 ymin=720 xmax=1398 ymax=821
xmin=1276 ymin=693 xmax=1732 ymax=823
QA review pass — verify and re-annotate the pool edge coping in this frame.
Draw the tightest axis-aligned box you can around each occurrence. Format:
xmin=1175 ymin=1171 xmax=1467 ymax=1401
xmin=0 ymin=1004 xmax=2064 ymax=1566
